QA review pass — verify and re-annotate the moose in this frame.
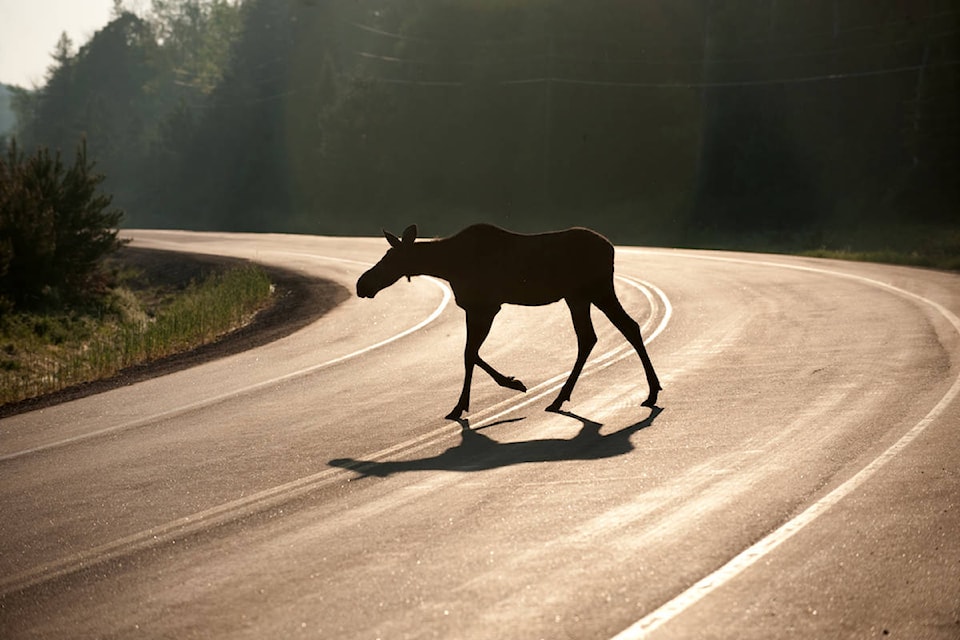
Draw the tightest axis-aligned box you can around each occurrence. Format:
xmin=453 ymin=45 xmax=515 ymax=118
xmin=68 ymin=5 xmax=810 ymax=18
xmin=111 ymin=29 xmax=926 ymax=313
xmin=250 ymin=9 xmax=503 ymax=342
xmin=356 ymin=224 xmax=661 ymax=420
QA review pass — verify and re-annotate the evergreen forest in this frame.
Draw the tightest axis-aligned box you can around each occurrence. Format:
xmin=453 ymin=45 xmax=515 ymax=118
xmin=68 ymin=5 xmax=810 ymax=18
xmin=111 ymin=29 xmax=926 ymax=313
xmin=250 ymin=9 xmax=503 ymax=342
xmin=6 ymin=0 xmax=959 ymax=254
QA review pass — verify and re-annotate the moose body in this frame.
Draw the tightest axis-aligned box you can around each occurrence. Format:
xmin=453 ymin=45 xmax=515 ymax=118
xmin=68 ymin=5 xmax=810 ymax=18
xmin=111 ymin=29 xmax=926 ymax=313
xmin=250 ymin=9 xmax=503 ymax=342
xmin=357 ymin=224 xmax=661 ymax=419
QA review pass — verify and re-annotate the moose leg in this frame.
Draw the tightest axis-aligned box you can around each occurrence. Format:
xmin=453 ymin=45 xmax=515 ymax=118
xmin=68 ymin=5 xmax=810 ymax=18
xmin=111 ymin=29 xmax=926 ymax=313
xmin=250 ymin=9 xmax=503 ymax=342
xmin=546 ymin=298 xmax=597 ymax=412
xmin=477 ymin=357 xmax=527 ymax=392
xmin=446 ymin=306 xmax=499 ymax=420
xmin=595 ymin=286 xmax=662 ymax=407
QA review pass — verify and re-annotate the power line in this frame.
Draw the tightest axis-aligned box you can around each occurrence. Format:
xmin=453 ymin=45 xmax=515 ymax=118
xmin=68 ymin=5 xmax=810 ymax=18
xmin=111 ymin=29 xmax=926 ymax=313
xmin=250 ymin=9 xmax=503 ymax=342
xmin=344 ymin=8 xmax=960 ymax=52
xmin=185 ymin=58 xmax=960 ymax=109
xmin=354 ymin=50 xmax=473 ymax=67
xmin=157 ymin=15 xmax=960 ymax=111
xmin=346 ymin=20 xmax=448 ymax=45
xmin=500 ymin=60 xmax=960 ymax=89
xmin=347 ymin=27 xmax=959 ymax=72
xmin=341 ymin=17 xmax=958 ymax=77
xmin=344 ymin=19 xmax=540 ymax=47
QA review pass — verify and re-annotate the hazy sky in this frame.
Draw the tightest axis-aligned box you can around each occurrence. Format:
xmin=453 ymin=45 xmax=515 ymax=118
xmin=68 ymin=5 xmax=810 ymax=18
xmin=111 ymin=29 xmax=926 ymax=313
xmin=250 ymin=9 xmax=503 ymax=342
xmin=0 ymin=0 xmax=117 ymax=87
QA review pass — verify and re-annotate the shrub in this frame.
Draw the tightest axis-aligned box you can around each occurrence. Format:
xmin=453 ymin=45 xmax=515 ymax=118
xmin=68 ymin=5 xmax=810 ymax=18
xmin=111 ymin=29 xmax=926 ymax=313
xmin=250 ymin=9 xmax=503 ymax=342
xmin=0 ymin=138 xmax=124 ymax=309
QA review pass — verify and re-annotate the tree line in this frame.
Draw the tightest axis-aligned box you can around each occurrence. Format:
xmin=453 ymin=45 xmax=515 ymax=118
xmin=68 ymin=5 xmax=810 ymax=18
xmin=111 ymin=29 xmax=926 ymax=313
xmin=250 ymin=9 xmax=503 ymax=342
xmin=7 ymin=0 xmax=958 ymax=247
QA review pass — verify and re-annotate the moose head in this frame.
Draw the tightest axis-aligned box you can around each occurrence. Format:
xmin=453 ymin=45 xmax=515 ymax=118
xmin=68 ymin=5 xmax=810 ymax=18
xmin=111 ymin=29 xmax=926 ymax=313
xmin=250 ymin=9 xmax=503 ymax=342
xmin=356 ymin=225 xmax=419 ymax=299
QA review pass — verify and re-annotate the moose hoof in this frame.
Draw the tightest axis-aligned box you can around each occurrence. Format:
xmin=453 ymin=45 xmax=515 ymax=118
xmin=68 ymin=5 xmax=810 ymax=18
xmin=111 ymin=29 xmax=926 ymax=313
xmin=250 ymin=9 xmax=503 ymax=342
xmin=641 ymin=389 xmax=660 ymax=408
xmin=445 ymin=407 xmax=465 ymax=421
xmin=545 ymin=400 xmax=564 ymax=413
xmin=504 ymin=377 xmax=527 ymax=393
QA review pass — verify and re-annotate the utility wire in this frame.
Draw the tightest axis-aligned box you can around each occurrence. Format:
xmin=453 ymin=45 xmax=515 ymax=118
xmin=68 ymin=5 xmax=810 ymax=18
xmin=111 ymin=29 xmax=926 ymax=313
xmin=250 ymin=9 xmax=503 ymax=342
xmin=344 ymin=9 xmax=960 ymax=51
xmin=196 ymin=16 xmax=956 ymax=81
xmin=354 ymin=50 xmax=473 ymax=67
xmin=500 ymin=60 xmax=959 ymax=89
xmin=174 ymin=57 xmax=960 ymax=110
xmin=348 ymin=27 xmax=959 ymax=72
xmin=163 ymin=13 xmax=960 ymax=110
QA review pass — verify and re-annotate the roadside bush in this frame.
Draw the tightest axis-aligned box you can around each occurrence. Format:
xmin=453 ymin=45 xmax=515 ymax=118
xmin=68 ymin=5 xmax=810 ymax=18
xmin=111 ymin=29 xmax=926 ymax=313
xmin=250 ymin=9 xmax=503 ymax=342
xmin=0 ymin=138 xmax=124 ymax=309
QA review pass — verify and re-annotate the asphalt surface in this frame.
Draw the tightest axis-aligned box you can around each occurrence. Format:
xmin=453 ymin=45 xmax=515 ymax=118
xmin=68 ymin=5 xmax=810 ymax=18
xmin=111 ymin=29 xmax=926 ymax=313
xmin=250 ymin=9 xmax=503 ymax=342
xmin=1 ymin=230 xmax=958 ymax=639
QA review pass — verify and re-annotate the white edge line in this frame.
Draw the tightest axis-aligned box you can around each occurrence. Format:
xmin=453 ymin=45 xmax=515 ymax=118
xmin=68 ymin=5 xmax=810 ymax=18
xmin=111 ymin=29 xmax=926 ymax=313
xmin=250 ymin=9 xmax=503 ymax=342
xmin=0 ymin=257 xmax=452 ymax=463
xmin=610 ymin=251 xmax=960 ymax=640
xmin=465 ymin=276 xmax=671 ymax=431
xmin=0 ymin=273 xmax=673 ymax=595
xmin=330 ymin=276 xmax=672 ymax=471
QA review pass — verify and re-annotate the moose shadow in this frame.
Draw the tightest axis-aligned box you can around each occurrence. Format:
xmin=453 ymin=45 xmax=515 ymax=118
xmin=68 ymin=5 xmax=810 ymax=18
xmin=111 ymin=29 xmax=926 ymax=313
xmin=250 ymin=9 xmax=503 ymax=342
xmin=329 ymin=407 xmax=662 ymax=478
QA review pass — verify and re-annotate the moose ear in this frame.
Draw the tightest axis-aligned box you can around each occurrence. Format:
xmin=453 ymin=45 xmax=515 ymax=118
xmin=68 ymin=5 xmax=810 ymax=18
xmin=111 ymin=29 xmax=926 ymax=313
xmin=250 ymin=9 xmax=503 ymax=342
xmin=401 ymin=224 xmax=418 ymax=245
xmin=384 ymin=229 xmax=402 ymax=248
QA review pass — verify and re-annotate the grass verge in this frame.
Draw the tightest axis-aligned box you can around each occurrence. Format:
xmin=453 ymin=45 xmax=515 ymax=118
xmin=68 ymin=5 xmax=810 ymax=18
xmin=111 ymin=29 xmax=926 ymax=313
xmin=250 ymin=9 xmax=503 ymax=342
xmin=669 ymin=224 xmax=960 ymax=272
xmin=1 ymin=259 xmax=273 ymax=406
xmin=799 ymin=247 xmax=960 ymax=271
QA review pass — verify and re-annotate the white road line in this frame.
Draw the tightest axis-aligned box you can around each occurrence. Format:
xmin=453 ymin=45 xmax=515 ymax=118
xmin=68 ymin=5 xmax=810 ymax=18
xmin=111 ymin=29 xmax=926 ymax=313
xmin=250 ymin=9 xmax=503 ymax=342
xmin=611 ymin=253 xmax=960 ymax=640
xmin=343 ymin=276 xmax=673 ymax=469
xmin=0 ymin=261 xmax=452 ymax=463
xmin=0 ymin=273 xmax=673 ymax=596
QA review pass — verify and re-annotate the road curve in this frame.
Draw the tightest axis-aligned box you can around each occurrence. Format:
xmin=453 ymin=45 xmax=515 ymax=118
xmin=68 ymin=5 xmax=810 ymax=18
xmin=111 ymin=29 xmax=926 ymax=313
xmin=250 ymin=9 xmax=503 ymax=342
xmin=1 ymin=231 xmax=957 ymax=639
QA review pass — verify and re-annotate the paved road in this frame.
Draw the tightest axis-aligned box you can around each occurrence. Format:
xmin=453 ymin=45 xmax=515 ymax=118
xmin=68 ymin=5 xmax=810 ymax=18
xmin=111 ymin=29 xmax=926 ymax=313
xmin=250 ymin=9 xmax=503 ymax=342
xmin=1 ymin=231 xmax=958 ymax=639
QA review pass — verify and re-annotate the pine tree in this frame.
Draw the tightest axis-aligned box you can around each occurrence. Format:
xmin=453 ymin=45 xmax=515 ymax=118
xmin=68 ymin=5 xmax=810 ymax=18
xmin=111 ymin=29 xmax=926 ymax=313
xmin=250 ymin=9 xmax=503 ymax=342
xmin=0 ymin=138 xmax=124 ymax=308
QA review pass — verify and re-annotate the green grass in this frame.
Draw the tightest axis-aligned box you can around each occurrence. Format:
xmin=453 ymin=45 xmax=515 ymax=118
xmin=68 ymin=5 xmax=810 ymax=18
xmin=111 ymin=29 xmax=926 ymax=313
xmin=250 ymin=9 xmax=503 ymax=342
xmin=800 ymin=248 xmax=955 ymax=270
xmin=0 ymin=265 xmax=273 ymax=405
xmin=670 ymin=223 xmax=960 ymax=271
xmin=799 ymin=245 xmax=960 ymax=271
xmin=791 ymin=222 xmax=959 ymax=270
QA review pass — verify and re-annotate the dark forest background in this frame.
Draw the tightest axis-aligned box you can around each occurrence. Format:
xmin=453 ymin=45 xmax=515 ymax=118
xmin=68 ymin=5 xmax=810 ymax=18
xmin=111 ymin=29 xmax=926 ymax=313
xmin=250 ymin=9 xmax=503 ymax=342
xmin=4 ymin=0 xmax=959 ymax=254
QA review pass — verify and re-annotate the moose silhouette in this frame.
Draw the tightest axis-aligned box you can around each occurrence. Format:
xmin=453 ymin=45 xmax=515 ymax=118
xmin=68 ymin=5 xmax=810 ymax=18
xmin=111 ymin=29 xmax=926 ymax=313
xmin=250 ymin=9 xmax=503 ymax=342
xmin=356 ymin=224 xmax=661 ymax=420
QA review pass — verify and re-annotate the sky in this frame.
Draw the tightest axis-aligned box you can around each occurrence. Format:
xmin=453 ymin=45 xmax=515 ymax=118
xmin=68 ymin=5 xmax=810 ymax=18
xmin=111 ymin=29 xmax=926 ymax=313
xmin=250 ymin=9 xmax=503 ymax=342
xmin=0 ymin=0 xmax=119 ymax=87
